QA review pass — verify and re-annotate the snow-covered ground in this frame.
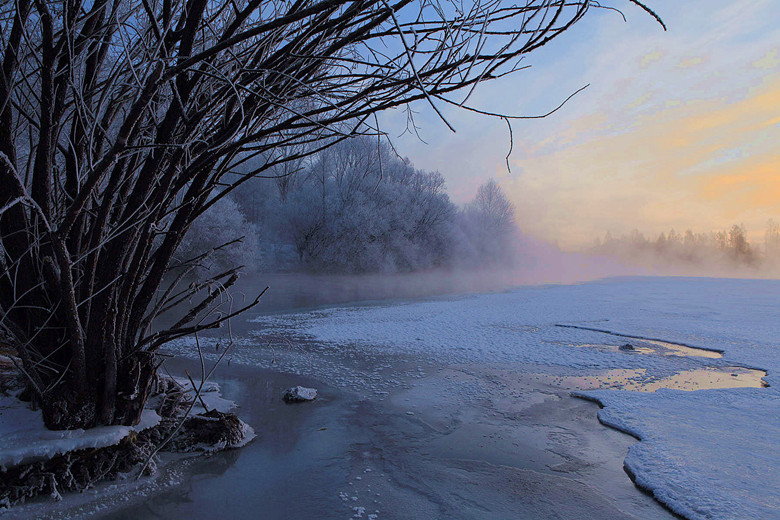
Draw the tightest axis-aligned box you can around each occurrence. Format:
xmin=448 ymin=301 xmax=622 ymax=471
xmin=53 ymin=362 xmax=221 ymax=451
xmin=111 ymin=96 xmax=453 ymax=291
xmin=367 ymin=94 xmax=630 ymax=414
xmin=246 ymin=276 xmax=779 ymax=520
xmin=0 ymin=376 xmax=248 ymax=473
xmin=0 ymin=375 xmax=253 ymax=519
xmin=0 ymin=397 xmax=160 ymax=471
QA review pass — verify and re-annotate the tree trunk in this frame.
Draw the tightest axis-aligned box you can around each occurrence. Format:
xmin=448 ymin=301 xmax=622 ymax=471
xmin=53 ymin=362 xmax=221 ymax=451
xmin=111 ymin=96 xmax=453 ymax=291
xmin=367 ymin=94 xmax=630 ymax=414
xmin=36 ymin=351 xmax=156 ymax=430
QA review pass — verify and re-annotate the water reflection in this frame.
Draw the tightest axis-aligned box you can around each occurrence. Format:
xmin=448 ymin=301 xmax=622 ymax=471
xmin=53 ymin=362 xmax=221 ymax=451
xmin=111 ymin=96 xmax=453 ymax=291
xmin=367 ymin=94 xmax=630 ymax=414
xmin=553 ymin=366 xmax=767 ymax=392
xmin=575 ymin=343 xmax=655 ymax=355
xmin=567 ymin=336 xmax=766 ymax=392
xmin=643 ymin=340 xmax=722 ymax=359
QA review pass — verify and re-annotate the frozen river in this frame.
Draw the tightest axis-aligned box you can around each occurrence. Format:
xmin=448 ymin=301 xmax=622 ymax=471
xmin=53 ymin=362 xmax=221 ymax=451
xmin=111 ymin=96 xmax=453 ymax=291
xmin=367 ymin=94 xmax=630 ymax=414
xmin=15 ymin=276 xmax=777 ymax=520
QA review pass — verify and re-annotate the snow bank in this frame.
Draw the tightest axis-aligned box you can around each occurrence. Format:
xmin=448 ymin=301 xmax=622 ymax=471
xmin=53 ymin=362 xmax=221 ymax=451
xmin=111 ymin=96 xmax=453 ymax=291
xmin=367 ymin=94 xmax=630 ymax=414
xmin=0 ymin=375 xmax=253 ymax=473
xmin=253 ymin=278 xmax=776 ymax=379
xmin=576 ymin=388 xmax=779 ymax=520
xmin=0 ymin=397 xmax=160 ymax=471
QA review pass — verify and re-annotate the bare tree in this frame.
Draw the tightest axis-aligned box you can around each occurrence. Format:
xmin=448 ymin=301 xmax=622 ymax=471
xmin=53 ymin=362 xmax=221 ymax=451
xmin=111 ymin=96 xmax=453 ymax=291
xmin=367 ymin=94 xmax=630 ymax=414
xmin=472 ymin=179 xmax=515 ymax=233
xmin=455 ymin=178 xmax=516 ymax=265
xmin=0 ymin=1 xmax=661 ymax=429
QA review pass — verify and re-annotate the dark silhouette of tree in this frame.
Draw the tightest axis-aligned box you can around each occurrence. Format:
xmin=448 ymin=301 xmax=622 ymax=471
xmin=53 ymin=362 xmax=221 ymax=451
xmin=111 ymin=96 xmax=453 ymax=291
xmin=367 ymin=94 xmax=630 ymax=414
xmin=0 ymin=1 xmax=662 ymax=429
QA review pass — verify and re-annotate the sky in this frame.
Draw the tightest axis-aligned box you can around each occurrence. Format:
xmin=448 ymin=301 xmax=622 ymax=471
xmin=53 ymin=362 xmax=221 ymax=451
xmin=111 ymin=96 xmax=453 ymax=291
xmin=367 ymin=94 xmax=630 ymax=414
xmin=380 ymin=0 xmax=780 ymax=250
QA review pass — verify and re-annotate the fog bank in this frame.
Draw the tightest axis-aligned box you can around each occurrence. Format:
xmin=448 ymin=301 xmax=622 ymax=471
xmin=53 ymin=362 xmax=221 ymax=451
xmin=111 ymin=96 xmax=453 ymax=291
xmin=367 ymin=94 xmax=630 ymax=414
xmin=224 ymin=233 xmax=643 ymax=318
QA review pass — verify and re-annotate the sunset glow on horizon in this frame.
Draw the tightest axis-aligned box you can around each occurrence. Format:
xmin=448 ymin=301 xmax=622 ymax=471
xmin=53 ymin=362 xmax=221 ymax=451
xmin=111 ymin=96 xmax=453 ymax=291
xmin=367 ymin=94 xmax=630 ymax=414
xmin=385 ymin=0 xmax=780 ymax=250
xmin=505 ymin=68 xmax=780 ymax=249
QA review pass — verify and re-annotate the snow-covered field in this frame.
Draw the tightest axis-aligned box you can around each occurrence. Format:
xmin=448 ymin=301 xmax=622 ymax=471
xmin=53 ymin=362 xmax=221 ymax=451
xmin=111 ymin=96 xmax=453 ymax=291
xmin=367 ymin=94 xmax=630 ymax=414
xmin=249 ymin=276 xmax=779 ymax=520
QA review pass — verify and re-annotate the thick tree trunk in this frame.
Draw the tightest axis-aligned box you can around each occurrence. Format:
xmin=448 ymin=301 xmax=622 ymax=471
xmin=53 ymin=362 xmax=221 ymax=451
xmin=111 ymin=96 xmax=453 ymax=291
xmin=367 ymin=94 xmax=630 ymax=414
xmin=35 ymin=347 xmax=156 ymax=430
xmin=114 ymin=352 xmax=157 ymax=426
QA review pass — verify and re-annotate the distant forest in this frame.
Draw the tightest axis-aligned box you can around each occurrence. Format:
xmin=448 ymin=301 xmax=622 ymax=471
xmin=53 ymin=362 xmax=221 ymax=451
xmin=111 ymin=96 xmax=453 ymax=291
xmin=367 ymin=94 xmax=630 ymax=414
xmin=590 ymin=221 xmax=780 ymax=272
xmin=177 ymin=137 xmax=517 ymax=276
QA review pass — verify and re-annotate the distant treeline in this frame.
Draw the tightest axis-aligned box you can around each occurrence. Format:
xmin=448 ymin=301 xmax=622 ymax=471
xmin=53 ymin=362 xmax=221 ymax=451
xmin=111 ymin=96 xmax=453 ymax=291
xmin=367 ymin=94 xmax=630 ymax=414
xmin=590 ymin=220 xmax=780 ymax=272
xmin=176 ymin=137 xmax=517 ymax=275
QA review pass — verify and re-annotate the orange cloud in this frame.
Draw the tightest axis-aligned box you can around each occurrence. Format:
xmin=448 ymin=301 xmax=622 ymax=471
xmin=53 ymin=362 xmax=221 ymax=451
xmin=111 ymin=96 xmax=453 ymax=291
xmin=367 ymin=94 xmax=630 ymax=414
xmin=700 ymin=159 xmax=780 ymax=208
xmin=503 ymin=73 xmax=780 ymax=249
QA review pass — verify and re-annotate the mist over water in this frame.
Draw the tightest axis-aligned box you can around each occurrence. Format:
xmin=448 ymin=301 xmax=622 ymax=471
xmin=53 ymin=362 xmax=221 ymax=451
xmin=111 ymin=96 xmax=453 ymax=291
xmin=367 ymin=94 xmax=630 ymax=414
xmin=178 ymin=135 xmax=779 ymax=311
xmin=227 ymin=233 xmax=643 ymax=318
xmin=586 ymin=223 xmax=780 ymax=280
xmin=226 ymin=230 xmax=780 ymax=322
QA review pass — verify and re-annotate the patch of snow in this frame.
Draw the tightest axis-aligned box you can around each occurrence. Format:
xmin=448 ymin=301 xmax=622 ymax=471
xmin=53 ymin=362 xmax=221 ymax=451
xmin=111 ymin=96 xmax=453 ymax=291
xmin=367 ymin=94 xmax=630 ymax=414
xmin=231 ymin=419 xmax=256 ymax=448
xmin=0 ymin=398 xmax=160 ymax=471
xmin=282 ymin=386 xmax=317 ymax=402
xmin=575 ymin=388 xmax=779 ymax=520
xmin=170 ymin=376 xmax=255 ymax=449
xmin=0 ymin=374 xmax=249 ymax=474
xmin=171 ymin=376 xmax=238 ymax=413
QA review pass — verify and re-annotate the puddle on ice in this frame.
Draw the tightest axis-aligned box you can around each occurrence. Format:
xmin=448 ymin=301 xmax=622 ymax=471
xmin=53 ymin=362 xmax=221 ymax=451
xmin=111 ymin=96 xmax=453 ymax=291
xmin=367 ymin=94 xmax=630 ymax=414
xmin=552 ymin=366 xmax=767 ymax=392
xmin=565 ymin=337 xmax=766 ymax=392
xmin=642 ymin=339 xmax=722 ymax=359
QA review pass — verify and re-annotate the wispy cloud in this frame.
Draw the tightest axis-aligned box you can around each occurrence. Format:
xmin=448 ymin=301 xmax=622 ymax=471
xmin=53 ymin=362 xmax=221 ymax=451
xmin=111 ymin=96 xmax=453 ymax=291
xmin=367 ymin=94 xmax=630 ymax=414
xmin=384 ymin=0 xmax=780 ymax=249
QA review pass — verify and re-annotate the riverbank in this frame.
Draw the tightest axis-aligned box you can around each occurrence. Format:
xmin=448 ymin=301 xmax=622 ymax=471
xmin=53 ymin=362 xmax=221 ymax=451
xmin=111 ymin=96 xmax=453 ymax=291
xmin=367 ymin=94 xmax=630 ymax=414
xmin=3 ymin=331 xmax=676 ymax=519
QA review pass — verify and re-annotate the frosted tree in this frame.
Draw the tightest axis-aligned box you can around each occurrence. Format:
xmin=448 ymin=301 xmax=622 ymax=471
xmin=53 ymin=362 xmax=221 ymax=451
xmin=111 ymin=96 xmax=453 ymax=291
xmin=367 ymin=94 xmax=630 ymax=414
xmin=175 ymin=196 xmax=260 ymax=278
xmin=455 ymin=179 xmax=517 ymax=265
xmin=472 ymin=179 xmax=516 ymax=235
xmin=728 ymin=224 xmax=752 ymax=262
xmin=274 ymin=137 xmax=456 ymax=272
